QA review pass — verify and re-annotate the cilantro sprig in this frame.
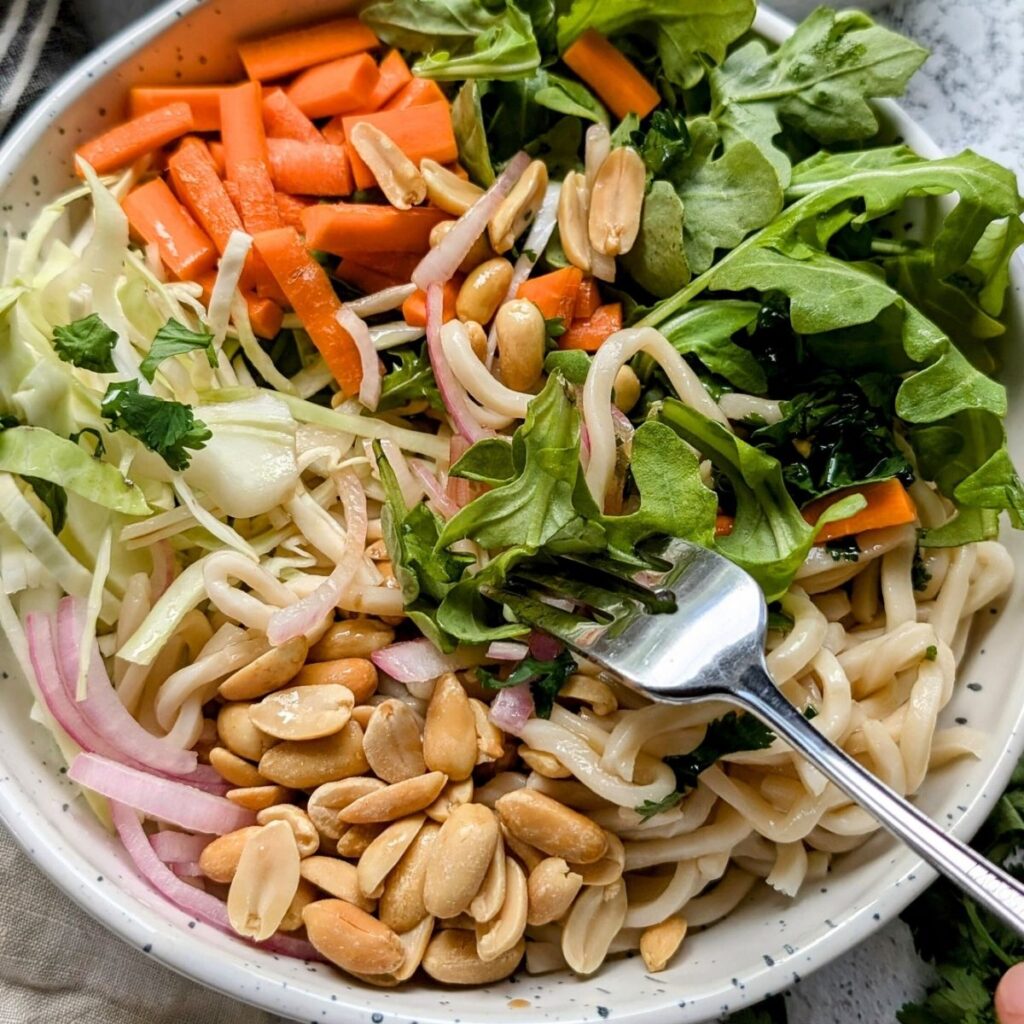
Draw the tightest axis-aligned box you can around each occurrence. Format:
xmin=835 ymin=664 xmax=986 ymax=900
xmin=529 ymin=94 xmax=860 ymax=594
xmin=53 ymin=313 xmax=118 ymax=374
xmin=478 ymin=649 xmax=576 ymax=719
xmin=139 ymin=319 xmax=217 ymax=383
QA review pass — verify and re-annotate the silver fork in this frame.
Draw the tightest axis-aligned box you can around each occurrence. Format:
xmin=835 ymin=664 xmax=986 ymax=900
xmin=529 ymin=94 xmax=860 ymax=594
xmin=487 ymin=537 xmax=1024 ymax=936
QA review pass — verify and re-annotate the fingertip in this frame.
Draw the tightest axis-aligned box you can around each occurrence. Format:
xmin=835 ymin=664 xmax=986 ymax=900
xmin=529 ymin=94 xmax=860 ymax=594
xmin=995 ymin=962 xmax=1024 ymax=1023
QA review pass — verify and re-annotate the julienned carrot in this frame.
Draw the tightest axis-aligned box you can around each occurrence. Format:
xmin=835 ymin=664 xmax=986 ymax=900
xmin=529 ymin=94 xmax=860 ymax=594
xmin=76 ymin=102 xmax=194 ymax=175
xmin=402 ymin=279 xmax=460 ymax=328
xmin=262 ymin=88 xmax=322 ymax=142
xmin=342 ymin=102 xmax=458 ymax=190
xmin=803 ymin=479 xmax=918 ymax=544
xmin=266 ymin=138 xmax=353 ymax=196
xmin=517 ymin=266 xmax=584 ymax=322
xmin=196 ymin=271 xmax=283 ymax=339
xmin=253 ymin=226 xmax=363 ymax=395
xmin=335 ymin=250 xmax=422 ymax=279
xmin=129 ymin=86 xmax=226 ymax=131
xmin=302 ymin=204 xmax=450 ymax=255
xmin=573 ymin=277 xmax=602 ymax=320
xmin=233 ymin=158 xmax=281 ymax=233
xmin=559 ymin=302 xmax=622 ymax=351
xmin=562 ymin=29 xmax=661 ymax=120
xmin=286 ymin=54 xmax=379 ymax=119
xmin=275 ymin=192 xmax=314 ymax=231
xmin=382 ymin=77 xmax=447 ymax=111
xmin=220 ymin=81 xmax=267 ymax=181
xmin=364 ymin=50 xmax=412 ymax=111
xmin=335 ymin=259 xmax=405 ymax=295
xmin=122 ymin=177 xmax=216 ymax=281
xmin=208 ymin=140 xmax=226 ymax=175
xmin=239 ymin=17 xmax=379 ymax=81
xmin=321 ymin=117 xmax=346 ymax=145
xmin=168 ymin=139 xmax=244 ymax=253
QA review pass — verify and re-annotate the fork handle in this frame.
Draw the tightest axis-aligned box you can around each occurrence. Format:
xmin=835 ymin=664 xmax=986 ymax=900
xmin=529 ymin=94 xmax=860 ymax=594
xmin=735 ymin=664 xmax=1024 ymax=937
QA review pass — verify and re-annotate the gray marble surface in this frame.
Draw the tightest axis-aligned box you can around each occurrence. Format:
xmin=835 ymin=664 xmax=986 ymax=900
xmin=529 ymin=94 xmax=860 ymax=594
xmin=48 ymin=1 xmax=1024 ymax=1021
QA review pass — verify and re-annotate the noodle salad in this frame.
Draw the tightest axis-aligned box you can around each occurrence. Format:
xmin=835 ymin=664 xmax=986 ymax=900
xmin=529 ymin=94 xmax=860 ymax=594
xmin=0 ymin=0 xmax=1022 ymax=987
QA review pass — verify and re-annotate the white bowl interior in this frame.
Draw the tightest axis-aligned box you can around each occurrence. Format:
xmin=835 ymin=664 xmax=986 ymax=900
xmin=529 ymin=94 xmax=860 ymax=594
xmin=1 ymin=3 xmax=1023 ymax=1022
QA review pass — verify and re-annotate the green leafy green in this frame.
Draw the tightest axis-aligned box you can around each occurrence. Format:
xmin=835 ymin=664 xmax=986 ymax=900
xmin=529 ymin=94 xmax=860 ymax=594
xmin=139 ymin=318 xmax=217 ymax=384
xmin=52 ymin=313 xmax=118 ymax=374
xmin=530 ymin=69 xmax=607 ymax=125
xmin=450 ymin=437 xmax=516 ymax=486
xmin=451 ymin=81 xmax=495 ymax=186
xmin=620 ymin=180 xmax=690 ymax=298
xmin=630 ymin=109 xmax=691 ymax=178
xmin=543 ymin=349 xmax=590 ymax=385
xmin=100 ymin=380 xmax=211 ymax=472
xmin=478 ymin=648 xmax=576 ymax=718
xmin=378 ymin=347 xmax=442 ymax=413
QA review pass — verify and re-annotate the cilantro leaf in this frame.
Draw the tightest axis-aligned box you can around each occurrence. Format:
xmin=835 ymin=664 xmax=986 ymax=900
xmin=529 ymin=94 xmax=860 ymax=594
xmin=378 ymin=346 xmax=443 ymax=413
xmin=52 ymin=313 xmax=118 ymax=374
xmin=478 ymin=649 xmax=576 ymax=719
xmin=100 ymin=380 xmax=211 ymax=472
xmin=139 ymin=319 xmax=217 ymax=384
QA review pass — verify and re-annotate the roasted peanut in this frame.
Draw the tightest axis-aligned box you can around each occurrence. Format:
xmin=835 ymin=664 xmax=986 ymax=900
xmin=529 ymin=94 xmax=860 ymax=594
xmin=337 ymin=823 xmax=384 ymax=858
xmin=424 ymin=777 xmax=474 ymax=823
xmin=199 ymin=826 xmax=263 ymax=884
xmin=279 ymin=878 xmax=319 ymax=932
xmin=423 ymin=674 xmax=477 ymax=782
xmin=500 ymin=823 xmax=546 ymax=873
xmin=257 ymin=804 xmax=320 ymax=858
xmin=226 ymin=784 xmax=292 ymax=812
xmin=569 ymin=831 xmax=624 ymax=886
xmin=495 ymin=299 xmax=545 ymax=393
xmin=340 ymin=771 xmax=448 ymax=824
xmin=363 ymin=699 xmax=426 ymax=783
xmin=351 ymin=704 xmax=375 ymax=730
xmin=559 ymin=675 xmax=617 ymax=717
xmin=300 ymin=856 xmax=377 ymax=912
xmin=227 ymin=820 xmax=301 ymax=941
xmin=259 ymin=720 xmax=368 ymax=789
xmin=423 ymin=803 xmax=499 ymax=919
xmin=217 ymin=703 xmax=276 ymax=762
xmin=496 ymin=789 xmax=608 ymax=864
xmin=589 ymin=146 xmax=645 ymax=256
xmin=561 ymin=881 xmax=628 ymax=975
xmin=476 ymin=857 xmax=528 ymax=962
xmin=469 ymin=698 xmax=505 ymax=765
xmin=463 ymin=320 xmax=489 ymax=362
xmin=379 ymin=820 xmax=440 ymax=933
xmin=357 ymin=815 xmax=426 ymax=898
xmin=640 ymin=916 xmax=687 ymax=972
xmin=209 ymin=746 xmax=265 ymax=788
xmin=455 ymin=257 xmax=514 ymax=325
xmin=308 ymin=777 xmax=386 ymax=841
xmin=558 ymin=170 xmax=592 ymax=272
xmin=308 ymin=619 xmax=394 ymax=661
xmin=489 ymin=159 xmax=548 ymax=253
xmin=612 ymin=366 xmax=641 ymax=415
xmin=249 ymin=683 xmax=354 ymax=742
xmin=218 ymin=636 xmax=307 ymax=701
xmin=469 ymin=833 xmax=506 ymax=924
xmin=421 ymin=158 xmax=484 ymax=215
xmin=422 ymin=929 xmax=524 ymax=985
xmin=292 ymin=658 xmax=378 ymax=703
xmin=429 ymin=219 xmax=495 ymax=273
xmin=527 ymin=857 xmax=583 ymax=926
xmin=350 ymin=122 xmax=426 ymax=210
xmin=303 ymin=899 xmax=405 ymax=977
xmin=519 ymin=746 xmax=572 ymax=779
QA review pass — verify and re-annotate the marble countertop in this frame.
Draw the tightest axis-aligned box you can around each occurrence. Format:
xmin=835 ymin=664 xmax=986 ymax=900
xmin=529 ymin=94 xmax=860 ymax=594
xmin=57 ymin=1 xmax=1024 ymax=1020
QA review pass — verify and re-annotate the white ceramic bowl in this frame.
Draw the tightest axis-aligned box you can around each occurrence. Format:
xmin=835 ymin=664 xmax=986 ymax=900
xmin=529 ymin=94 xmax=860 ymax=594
xmin=1 ymin=3 xmax=1022 ymax=1022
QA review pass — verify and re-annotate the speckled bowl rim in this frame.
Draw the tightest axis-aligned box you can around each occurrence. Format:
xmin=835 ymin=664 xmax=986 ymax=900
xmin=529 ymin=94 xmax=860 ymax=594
xmin=0 ymin=3 xmax=1022 ymax=1023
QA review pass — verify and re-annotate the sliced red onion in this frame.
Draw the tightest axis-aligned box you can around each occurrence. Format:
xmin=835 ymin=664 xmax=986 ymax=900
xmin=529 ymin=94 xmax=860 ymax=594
xmin=171 ymin=860 xmax=205 ymax=878
xmin=413 ymin=151 xmax=530 ymax=290
xmin=486 ymin=641 xmax=529 ymax=661
xmin=426 ymin=283 xmax=492 ymax=443
xmin=55 ymin=599 xmax=198 ymax=777
xmin=528 ymin=631 xmax=564 ymax=661
xmin=337 ymin=305 xmax=381 ymax=411
xmin=72 ymin=754 xmax=255 ymax=834
xmin=266 ymin=470 xmax=367 ymax=645
xmin=489 ymin=683 xmax=534 ymax=736
xmin=409 ymin=459 xmax=459 ymax=519
xmin=371 ymin=638 xmax=485 ymax=684
xmin=445 ymin=434 xmax=474 ymax=509
xmin=150 ymin=830 xmax=213 ymax=865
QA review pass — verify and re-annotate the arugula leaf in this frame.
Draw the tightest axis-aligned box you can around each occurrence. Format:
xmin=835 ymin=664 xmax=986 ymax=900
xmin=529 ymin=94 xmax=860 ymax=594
xmin=139 ymin=318 xmax=217 ymax=383
xmin=630 ymin=109 xmax=691 ymax=178
xmin=965 ymin=216 xmax=1024 ymax=318
xmin=557 ymin=0 xmax=755 ymax=90
xmin=378 ymin=346 xmax=443 ymax=413
xmin=450 ymin=437 xmax=516 ymax=486
xmin=709 ymin=8 xmax=928 ymax=185
xmin=530 ymin=70 xmax=608 ymax=125
xmin=478 ymin=649 xmax=576 ymax=718
xmin=52 ymin=313 xmax=118 ymax=374
xmin=415 ymin=4 xmax=541 ymax=80
xmin=451 ymin=81 xmax=495 ymax=187
xmin=100 ymin=380 xmax=211 ymax=472
xmin=620 ymin=180 xmax=690 ymax=298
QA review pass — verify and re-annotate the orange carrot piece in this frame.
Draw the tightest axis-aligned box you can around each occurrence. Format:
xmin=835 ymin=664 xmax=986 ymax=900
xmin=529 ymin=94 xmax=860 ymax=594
xmin=562 ymin=29 xmax=661 ymax=120
xmin=715 ymin=514 xmax=735 ymax=538
xmin=275 ymin=192 xmax=314 ymax=231
xmin=342 ymin=102 xmax=458 ymax=190
xmin=334 ymin=250 xmax=422 ymax=279
xmin=233 ymin=158 xmax=281 ymax=233
xmin=122 ymin=177 xmax=216 ymax=281
xmin=266 ymin=138 xmax=353 ymax=197
xmin=382 ymin=77 xmax=447 ymax=111
xmin=335 ymin=259 xmax=406 ymax=295
xmin=253 ymin=226 xmax=364 ymax=394
xmin=220 ymin=81 xmax=267 ymax=181
xmin=197 ymin=271 xmax=283 ymax=339
xmin=302 ymin=203 xmax=450 ymax=255
xmin=803 ymin=479 xmax=918 ymax=544
xmin=559 ymin=302 xmax=622 ymax=351
xmin=364 ymin=50 xmax=413 ymax=111
xmin=573 ymin=277 xmax=602 ymax=320
xmin=445 ymin=162 xmax=470 ymax=181
xmin=129 ymin=86 xmax=226 ymax=132
xmin=402 ymin=279 xmax=460 ymax=328
xmin=517 ymin=267 xmax=584 ymax=323
xmin=208 ymin=139 xmax=226 ymax=176
xmin=262 ymin=88 xmax=322 ymax=142
xmin=239 ymin=17 xmax=379 ymax=81
xmin=76 ymin=102 xmax=194 ymax=175
xmin=222 ymin=177 xmax=241 ymax=213
xmin=286 ymin=54 xmax=379 ymax=119
xmin=167 ymin=138 xmax=244 ymax=253
xmin=321 ymin=117 xmax=347 ymax=145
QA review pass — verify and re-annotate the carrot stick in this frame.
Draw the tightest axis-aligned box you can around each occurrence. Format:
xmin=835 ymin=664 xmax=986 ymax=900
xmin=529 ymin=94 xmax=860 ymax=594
xmin=129 ymin=86 xmax=226 ymax=132
xmin=573 ymin=277 xmax=602 ymax=320
xmin=196 ymin=271 xmax=283 ymax=339
xmin=208 ymin=140 xmax=226 ymax=175
xmin=76 ymin=102 xmax=194 ymax=175
xmin=335 ymin=259 xmax=406 ymax=295
xmin=266 ymin=138 xmax=353 ymax=196
xmin=222 ymin=177 xmax=241 ymax=213
xmin=562 ymin=29 xmax=661 ymax=120
xmin=382 ymin=77 xmax=447 ymax=111
xmin=122 ymin=177 xmax=217 ymax=281
xmin=364 ymin=50 xmax=412 ymax=111
xmin=286 ymin=53 xmax=379 ymax=119
xmin=220 ymin=81 xmax=267 ymax=181
xmin=342 ymin=101 xmax=457 ymax=190
xmin=517 ymin=267 xmax=584 ymax=322
xmin=275 ymin=192 xmax=314 ymax=231
xmin=402 ymin=280 xmax=460 ymax=328
xmin=167 ymin=138 xmax=244 ymax=253
xmin=239 ymin=17 xmax=379 ymax=81
xmin=233 ymin=158 xmax=281 ymax=233
xmin=559 ymin=302 xmax=622 ymax=351
xmin=253 ymin=226 xmax=364 ymax=395
xmin=262 ymin=88 xmax=322 ymax=142
xmin=302 ymin=204 xmax=450 ymax=255
xmin=334 ymin=250 xmax=422 ymax=279
xmin=321 ymin=117 xmax=346 ymax=145
xmin=803 ymin=479 xmax=918 ymax=543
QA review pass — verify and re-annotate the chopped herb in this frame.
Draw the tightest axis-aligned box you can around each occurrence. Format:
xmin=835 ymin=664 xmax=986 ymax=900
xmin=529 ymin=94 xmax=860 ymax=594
xmin=825 ymin=536 xmax=861 ymax=562
xmin=924 ymin=645 xmax=938 ymax=661
xmin=804 ymin=705 xmax=819 ymax=720
xmin=378 ymin=346 xmax=443 ymax=413
xmin=52 ymin=313 xmax=118 ymax=374
xmin=635 ymin=791 xmax=684 ymax=821
xmin=139 ymin=318 xmax=217 ymax=383
xmin=478 ymin=649 xmax=577 ymax=719
xmin=69 ymin=427 xmax=106 ymax=459
xmin=544 ymin=316 xmax=567 ymax=347
xmin=522 ymin=248 xmax=538 ymax=262
xmin=100 ymin=380 xmax=211 ymax=472
xmin=912 ymin=547 xmax=933 ymax=591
